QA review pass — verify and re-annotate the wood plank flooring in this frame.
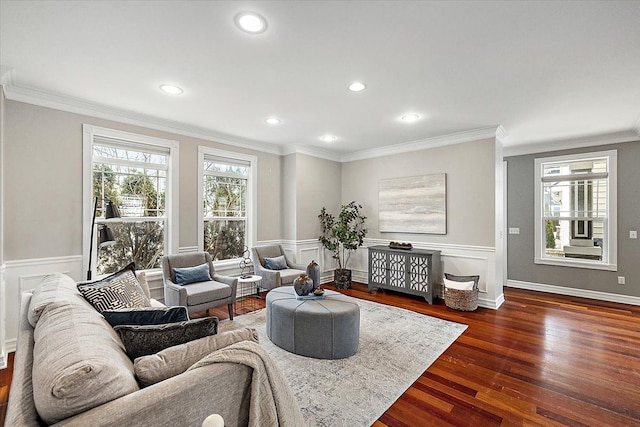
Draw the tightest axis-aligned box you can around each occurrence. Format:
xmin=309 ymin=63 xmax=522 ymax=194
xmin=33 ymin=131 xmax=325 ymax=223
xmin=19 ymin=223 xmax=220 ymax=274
xmin=2 ymin=285 xmax=639 ymax=426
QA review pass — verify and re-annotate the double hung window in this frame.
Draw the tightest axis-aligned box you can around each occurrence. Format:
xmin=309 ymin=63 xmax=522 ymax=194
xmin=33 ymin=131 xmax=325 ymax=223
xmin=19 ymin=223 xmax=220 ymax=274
xmin=198 ymin=147 xmax=257 ymax=263
xmin=534 ymin=150 xmax=617 ymax=270
xmin=84 ymin=125 xmax=178 ymax=276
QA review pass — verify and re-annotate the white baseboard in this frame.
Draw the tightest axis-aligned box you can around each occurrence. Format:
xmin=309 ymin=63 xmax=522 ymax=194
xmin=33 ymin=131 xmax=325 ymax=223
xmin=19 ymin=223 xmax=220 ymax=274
xmin=507 ymin=279 xmax=640 ymax=307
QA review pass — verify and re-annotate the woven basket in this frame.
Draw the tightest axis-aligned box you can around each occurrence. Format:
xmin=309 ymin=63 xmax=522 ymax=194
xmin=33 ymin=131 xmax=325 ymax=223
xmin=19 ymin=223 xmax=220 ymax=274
xmin=444 ymin=286 xmax=479 ymax=311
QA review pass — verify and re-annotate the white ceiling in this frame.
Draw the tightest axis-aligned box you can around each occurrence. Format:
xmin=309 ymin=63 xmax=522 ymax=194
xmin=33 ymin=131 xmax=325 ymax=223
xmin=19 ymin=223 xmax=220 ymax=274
xmin=1 ymin=1 xmax=639 ymax=158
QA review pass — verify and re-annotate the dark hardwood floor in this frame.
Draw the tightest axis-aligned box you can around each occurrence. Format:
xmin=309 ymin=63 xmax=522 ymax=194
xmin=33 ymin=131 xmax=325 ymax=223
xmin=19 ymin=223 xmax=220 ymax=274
xmin=2 ymin=285 xmax=639 ymax=426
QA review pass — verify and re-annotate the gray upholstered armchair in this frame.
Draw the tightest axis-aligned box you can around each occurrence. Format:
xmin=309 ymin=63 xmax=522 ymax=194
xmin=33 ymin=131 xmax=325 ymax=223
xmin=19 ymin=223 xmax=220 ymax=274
xmin=251 ymin=244 xmax=306 ymax=291
xmin=162 ymin=252 xmax=238 ymax=320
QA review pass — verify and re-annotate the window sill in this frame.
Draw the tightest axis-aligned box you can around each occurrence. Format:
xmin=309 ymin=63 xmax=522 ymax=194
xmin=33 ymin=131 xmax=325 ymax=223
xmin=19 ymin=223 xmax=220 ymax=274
xmin=535 ymin=257 xmax=617 ymax=271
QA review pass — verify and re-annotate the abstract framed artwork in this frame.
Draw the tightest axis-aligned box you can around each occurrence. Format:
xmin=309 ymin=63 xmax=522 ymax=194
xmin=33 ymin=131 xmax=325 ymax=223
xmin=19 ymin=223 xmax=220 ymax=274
xmin=379 ymin=173 xmax=447 ymax=234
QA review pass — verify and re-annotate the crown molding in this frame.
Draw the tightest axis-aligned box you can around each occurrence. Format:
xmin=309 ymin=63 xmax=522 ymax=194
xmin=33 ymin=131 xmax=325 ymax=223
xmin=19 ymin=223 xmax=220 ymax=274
xmin=503 ymin=127 xmax=640 ymax=157
xmin=340 ymin=126 xmax=502 ymax=163
xmin=1 ymin=80 xmax=284 ymax=156
xmin=281 ymin=144 xmax=343 ymax=163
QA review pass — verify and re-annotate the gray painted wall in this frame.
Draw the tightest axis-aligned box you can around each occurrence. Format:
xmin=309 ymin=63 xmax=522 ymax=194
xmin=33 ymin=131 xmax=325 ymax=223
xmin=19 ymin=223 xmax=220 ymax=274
xmin=281 ymin=154 xmax=297 ymax=241
xmin=295 ymin=153 xmax=341 ymax=240
xmin=3 ymin=100 xmax=283 ymax=260
xmin=341 ymin=138 xmax=496 ymax=247
xmin=506 ymin=140 xmax=640 ymax=297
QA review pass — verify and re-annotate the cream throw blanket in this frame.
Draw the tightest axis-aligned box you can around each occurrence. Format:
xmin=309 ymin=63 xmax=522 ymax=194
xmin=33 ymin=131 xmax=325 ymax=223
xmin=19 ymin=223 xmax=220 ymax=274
xmin=188 ymin=340 xmax=306 ymax=427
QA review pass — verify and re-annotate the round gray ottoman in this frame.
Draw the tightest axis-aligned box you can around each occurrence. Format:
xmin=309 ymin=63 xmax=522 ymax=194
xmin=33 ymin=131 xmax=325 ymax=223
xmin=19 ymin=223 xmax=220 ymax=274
xmin=266 ymin=286 xmax=360 ymax=359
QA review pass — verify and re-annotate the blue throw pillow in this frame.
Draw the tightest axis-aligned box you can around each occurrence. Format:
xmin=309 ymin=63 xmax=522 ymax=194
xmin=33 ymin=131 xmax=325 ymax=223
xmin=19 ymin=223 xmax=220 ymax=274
xmin=173 ymin=263 xmax=211 ymax=285
xmin=264 ymin=255 xmax=288 ymax=270
xmin=103 ymin=306 xmax=189 ymax=327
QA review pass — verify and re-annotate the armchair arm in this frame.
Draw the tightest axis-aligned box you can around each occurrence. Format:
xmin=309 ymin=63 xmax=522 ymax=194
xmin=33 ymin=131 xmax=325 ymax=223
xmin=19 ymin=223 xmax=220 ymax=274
xmin=163 ymin=279 xmax=187 ymax=307
xmin=212 ymin=274 xmax=238 ymax=300
xmin=253 ymin=262 xmax=281 ymax=291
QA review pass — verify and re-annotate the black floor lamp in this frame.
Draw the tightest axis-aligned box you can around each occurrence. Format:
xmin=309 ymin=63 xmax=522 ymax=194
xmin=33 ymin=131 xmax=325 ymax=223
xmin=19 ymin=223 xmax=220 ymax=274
xmin=87 ymin=197 xmax=121 ymax=280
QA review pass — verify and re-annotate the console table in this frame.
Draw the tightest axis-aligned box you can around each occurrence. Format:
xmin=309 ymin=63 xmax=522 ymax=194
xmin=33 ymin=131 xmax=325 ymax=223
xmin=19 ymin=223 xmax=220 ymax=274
xmin=368 ymin=245 xmax=442 ymax=304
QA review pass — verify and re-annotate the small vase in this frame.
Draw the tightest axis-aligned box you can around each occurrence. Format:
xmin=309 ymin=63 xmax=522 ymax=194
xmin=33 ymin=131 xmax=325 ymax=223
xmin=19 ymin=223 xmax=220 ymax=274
xmin=306 ymin=260 xmax=320 ymax=290
xmin=293 ymin=273 xmax=314 ymax=296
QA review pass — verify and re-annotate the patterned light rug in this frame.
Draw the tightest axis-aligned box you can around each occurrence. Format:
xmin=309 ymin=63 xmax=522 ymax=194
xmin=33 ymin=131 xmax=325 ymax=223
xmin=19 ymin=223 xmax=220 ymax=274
xmin=220 ymin=297 xmax=467 ymax=427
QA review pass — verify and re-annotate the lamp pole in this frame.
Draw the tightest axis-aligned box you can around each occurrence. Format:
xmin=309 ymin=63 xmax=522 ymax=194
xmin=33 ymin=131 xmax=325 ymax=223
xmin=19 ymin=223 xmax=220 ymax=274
xmin=87 ymin=196 xmax=98 ymax=280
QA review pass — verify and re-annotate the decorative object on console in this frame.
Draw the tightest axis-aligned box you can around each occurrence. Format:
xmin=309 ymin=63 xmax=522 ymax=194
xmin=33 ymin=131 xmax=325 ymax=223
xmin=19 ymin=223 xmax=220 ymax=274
xmin=306 ymin=259 xmax=320 ymax=290
xmin=318 ymin=201 xmax=367 ymax=289
xmin=443 ymin=273 xmax=479 ymax=311
xmin=239 ymin=246 xmax=253 ymax=278
xmin=293 ymin=273 xmax=314 ymax=296
xmin=87 ymin=197 xmax=121 ymax=280
xmin=379 ymin=174 xmax=447 ymax=234
xmin=388 ymin=241 xmax=413 ymax=250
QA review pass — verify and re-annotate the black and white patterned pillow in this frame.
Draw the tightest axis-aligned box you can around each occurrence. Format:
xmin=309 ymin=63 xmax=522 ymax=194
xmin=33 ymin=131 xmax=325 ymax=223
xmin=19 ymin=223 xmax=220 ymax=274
xmin=78 ymin=263 xmax=151 ymax=312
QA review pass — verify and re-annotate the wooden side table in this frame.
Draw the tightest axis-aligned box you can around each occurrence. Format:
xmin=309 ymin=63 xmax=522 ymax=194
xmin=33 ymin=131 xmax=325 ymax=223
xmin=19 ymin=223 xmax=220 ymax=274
xmin=235 ymin=275 xmax=262 ymax=314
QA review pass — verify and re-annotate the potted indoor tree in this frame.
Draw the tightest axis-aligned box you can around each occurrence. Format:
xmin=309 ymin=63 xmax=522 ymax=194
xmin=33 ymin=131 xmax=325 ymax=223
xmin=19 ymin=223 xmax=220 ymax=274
xmin=318 ymin=201 xmax=367 ymax=289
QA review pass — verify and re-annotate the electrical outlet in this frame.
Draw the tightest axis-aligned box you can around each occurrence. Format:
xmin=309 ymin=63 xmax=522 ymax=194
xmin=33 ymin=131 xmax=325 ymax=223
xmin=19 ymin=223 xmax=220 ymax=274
xmin=630 ymin=230 xmax=637 ymax=239
xmin=509 ymin=228 xmax=520 ymax=235
xmin=618 ymin=276 xmax=626 ymax=285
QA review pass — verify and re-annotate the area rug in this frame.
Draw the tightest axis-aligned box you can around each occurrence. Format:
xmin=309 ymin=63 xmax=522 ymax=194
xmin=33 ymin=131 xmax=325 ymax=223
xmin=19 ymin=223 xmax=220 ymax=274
xmin=220 ymin=297 xmax=467 ymax=427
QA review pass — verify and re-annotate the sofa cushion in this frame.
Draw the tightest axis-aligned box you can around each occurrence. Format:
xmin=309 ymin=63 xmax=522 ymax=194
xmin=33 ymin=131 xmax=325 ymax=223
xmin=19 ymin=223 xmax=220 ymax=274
xmin=114 ymin=317 xmax=219 ymax=360
xmin=173 ymin=262 xmax=212 ymax=285
xmin=184 ymin=280 xmax=232 ymax=306
xmin=32 ymin=300 xmax=139 ymax=424
xmin=134 ymin=327 xmax=259 ymax=386
xmin=102 ymin=306 xmax=189 ymax=327
xmin=27 ymin=273 xmax=83 ymax=327
xmin=78 ymin=263 xmax=150 ymax=312
xmin=264 ymin=255 xmax=288 ymax=270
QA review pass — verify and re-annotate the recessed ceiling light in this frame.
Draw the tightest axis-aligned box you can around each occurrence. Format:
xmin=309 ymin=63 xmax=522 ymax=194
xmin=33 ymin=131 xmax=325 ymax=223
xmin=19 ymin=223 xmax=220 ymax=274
xmin=320 ymin=134 xmax=338 ymax=143
xmin=235 ymin=12 xmax=267 ymax=34
xmin=265 ymin=117 xmax=281 ymax=125
xmin=348 ymin=81 xmax=366 ymax=92
xmin=159 ymin=84 xmax=183 ymax=94
xmin=400 ymin=113 xmax=420 ymax=123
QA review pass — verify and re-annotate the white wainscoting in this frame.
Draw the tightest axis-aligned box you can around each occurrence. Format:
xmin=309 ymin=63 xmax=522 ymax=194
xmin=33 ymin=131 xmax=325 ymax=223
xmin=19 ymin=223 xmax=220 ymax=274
xmin=267 ymin=238 xmax=502 ymax=309
xmin=3 ymin=255 xmax=84 ymax=355
xmin=0 ymin=241 xmax=502 ymax=355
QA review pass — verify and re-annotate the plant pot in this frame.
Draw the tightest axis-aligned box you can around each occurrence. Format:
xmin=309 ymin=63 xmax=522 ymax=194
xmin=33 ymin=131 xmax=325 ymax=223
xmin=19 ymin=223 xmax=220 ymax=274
xmin=334 ymin=269 xmax=352 ymax=289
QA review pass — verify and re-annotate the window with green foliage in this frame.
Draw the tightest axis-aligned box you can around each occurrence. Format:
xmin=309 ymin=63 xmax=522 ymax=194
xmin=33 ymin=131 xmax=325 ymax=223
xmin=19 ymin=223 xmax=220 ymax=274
xmin=84 ymin=125 xmax=178 ymax=276
xmin=199 ymin=147 xmax=256 ymax=262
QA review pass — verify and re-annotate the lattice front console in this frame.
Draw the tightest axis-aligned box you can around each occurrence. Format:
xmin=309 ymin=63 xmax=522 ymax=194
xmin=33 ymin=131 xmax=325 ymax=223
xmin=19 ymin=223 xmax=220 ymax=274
xmin=368 ymin=245 xmax=442 ymax=304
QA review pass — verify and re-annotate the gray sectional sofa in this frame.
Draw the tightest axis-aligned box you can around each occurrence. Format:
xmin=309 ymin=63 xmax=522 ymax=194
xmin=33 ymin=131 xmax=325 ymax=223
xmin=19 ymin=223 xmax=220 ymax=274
xmin=5 ymin=272 xmax=301 ymax=426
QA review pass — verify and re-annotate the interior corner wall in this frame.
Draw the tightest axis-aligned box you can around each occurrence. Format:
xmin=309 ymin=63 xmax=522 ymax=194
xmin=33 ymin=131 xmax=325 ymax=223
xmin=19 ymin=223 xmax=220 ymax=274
xmin=295 ymin=153 xmax=342 ymax=240
xmin=506 ymin=140 xmax=640 ymax=298
xmin=281 ymin=154 xmax=297 ymax=241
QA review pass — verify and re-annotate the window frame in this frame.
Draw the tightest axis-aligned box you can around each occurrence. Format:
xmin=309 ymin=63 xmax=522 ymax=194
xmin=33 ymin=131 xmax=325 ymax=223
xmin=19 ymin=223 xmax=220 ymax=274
xmin=534 ymin=149 xmax=617 ymax=271
xmin=198 ymin=146 xmax=257 ymax=268
xmin=83 ymin=124 xmax=179 ymax=276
